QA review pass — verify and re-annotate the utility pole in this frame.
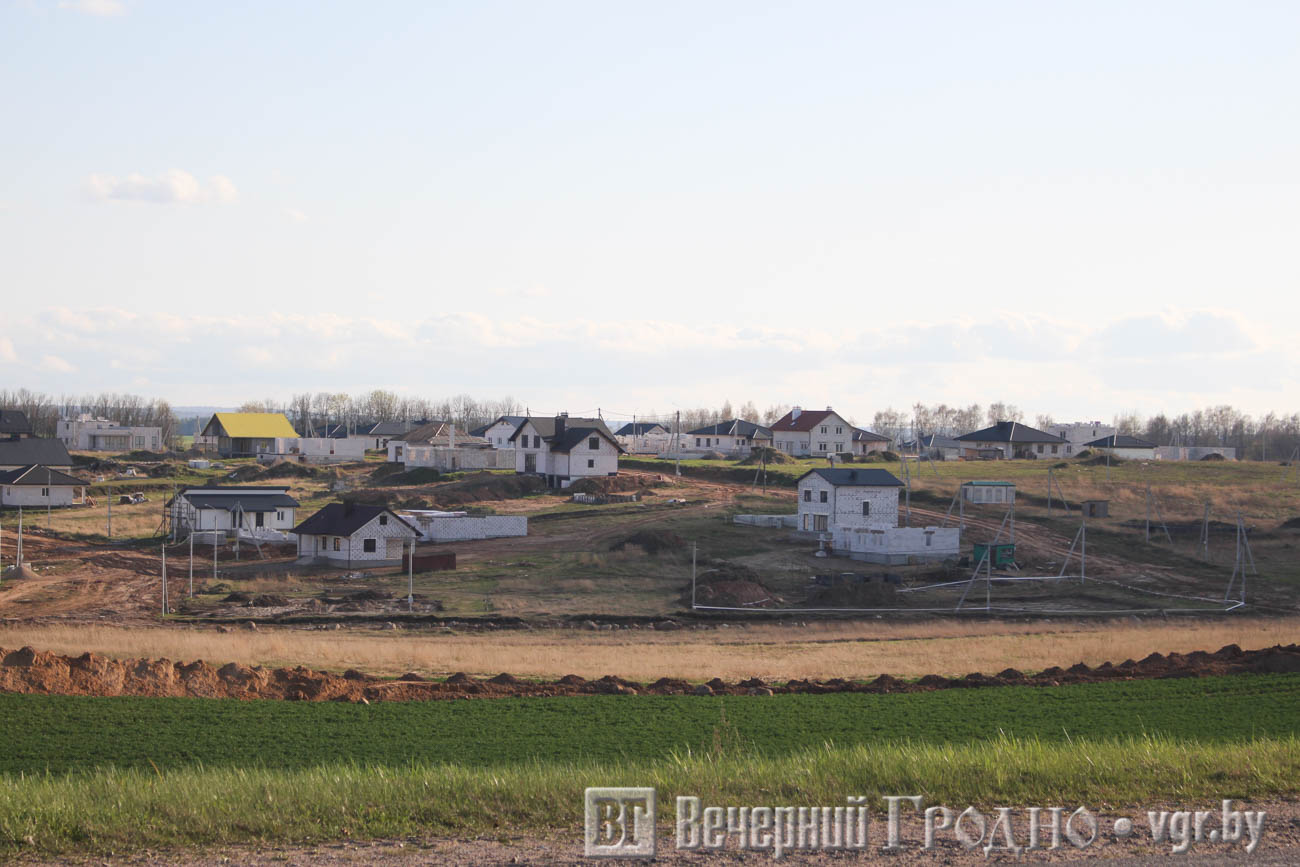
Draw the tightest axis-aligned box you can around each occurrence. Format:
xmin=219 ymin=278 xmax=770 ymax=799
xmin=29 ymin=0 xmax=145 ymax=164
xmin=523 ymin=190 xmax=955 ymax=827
xmin=1200 ymin=502 xmax=1211 ymax=561
xmin=16 ymin=506 xmax=22 ymax=569
xmin=674 ymin=411 xmax=681 ymax=477
xmin=161 ymin=544 xmax=168 ymax=615
xmin=691 ymin=541 xmax=697 ymax=609
xmin=188 ymin=530 xmax=194 ymax=598
xmin=106 ymin=492 xmax=112 ymax=539
xmin=408 ymin=539 xmax=415 ymax=611
xmin=1145 ymin=484 xmax=1151 ymax=543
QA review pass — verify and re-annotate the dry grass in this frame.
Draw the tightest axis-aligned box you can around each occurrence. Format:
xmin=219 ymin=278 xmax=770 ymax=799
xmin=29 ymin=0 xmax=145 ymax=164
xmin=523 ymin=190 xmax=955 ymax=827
xmin=1 ymin=617 xmax=1294 ymax=682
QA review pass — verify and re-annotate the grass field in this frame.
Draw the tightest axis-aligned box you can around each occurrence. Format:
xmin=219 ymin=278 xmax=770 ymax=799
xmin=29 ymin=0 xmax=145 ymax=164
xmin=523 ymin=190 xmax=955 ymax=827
xmin=1 ymin=676 xmax=1298 ymax=854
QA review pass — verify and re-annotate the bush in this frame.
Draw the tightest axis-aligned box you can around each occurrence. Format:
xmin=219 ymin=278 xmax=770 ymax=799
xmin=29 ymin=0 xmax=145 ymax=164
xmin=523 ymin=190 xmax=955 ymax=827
xmin=1201 ymin=453 xmax=1226 ymax=461
xmin=836 ymin=452 xmax=856 ymax=463
xmin=736 ymin=447 xmax=796 ymax=465
xmin=1074 ymin=449 xmax=1093 ymax=459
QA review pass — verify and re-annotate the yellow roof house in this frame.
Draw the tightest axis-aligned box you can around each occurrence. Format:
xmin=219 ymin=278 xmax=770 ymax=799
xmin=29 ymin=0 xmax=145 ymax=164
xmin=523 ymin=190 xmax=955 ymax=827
xmin=201 ymin=412 xmax=299 ymax=456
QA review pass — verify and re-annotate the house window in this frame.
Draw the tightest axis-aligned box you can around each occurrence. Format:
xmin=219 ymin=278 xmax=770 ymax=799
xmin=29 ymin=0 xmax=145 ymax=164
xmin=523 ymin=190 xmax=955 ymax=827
xmin=42 ymin=488 xmax=49 ymax=497
xmin=834 ymin=443 xmax=842 ymax=452
xmin=379 ymin=514 xmax=388 ymax=525
xmin=819 ymin=490 xmax=828 ymax=503
xmin=533 ymin=435 xmax=542 ymax=448
xmin=588 ymin=437 xmax=599 ymax=450
xmin=587 ymin=459 xmax=595 ymax=468
xmin=814 ymin=515 xmax=828 ymax=531
xmin=362 ymin=538 xmax=377 ymax=553
xmin=1066 ymin=445 xmax=1073 ymax=454
xmin=820 ymin=426 xmax=827 ymax=434
xmin=862 ymin=502 xmax=871 ymax=516
xmin=818 ymin=442 xmax=827 ymax=452
xmin=1051 ymin=445 xmax=1058 ymax=454
xmin=695 ymin=438 xmax=701 ymax=447
xmin=803 ymin=489 xmax=811 ymax=502
xmin=925 ymin=534 xmax=932 ymax=547
xmin=277 ymin=511 xmax=284 ymax=521
xmin=836 ymin=426 xmax=843 ymax=434
xmin=333 ymin=537 xmax=341 ymax=551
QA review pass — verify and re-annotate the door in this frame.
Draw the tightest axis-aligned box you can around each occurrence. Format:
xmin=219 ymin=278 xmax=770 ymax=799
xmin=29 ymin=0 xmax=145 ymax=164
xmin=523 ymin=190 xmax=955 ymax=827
xmin=255 ymin=511 xmax=264 ymax=528
xmin=525 ymin=453 xmax=537 ymax=473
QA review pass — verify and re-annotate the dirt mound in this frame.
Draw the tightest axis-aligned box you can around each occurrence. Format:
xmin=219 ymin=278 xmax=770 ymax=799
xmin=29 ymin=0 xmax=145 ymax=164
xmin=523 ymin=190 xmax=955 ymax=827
xmin=1201 ymin=452 xmax=1226 ymax=461
xmin=737 ymin=447 xmax=796 ymax=465
xmin=3 ymin=644 xmax=1298 ymax=703
xmin=425 ymin=472 xmax=547 ymax=506
xmin=609 ymin=529 xmax=685 ymax=555
xmin=1280 ymin=517 xmax=1300 ymax=530
xmin=1 ymin=565 xmax=41 ymax=581
xmin=692 ymin=565 xmax=784 ymax=608
xmin=568 ymin=474 xmax=662 ymax=495
xmin=259 ymin=462 xmax=325 ymax=480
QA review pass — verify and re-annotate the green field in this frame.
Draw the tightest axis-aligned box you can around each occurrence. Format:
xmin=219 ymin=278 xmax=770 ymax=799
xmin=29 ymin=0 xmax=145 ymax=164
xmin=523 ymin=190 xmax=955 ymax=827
xmin=3 ymin=674 xmax=1298 ymax=775
xmin=2 ymin=676 xmax=1298 ymax=853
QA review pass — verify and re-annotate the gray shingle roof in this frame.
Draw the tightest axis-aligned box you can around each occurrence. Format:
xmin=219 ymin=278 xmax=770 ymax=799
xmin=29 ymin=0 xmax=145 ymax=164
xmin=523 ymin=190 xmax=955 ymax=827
xmin=797 ymin=468 xmax=904 ymax=487
xmin=1085 ymin=434 xmax=1156 ymax=449
xmin=0 ymin=438 xmax=72 ymax=468
xmin=0 ymin=464 xmax=86 ymax=486
xmin=615 ymin=422 xmax=669 ymax=436
xmin=291 ymin=502 xmax=417 ymax=537
xmin=686 ymin=419 xmax=772 ymax=438
xmin=0 ymin=410 xmax=32 ymax=436
xmin=955 ymin=421 xmax=1066 ymax=444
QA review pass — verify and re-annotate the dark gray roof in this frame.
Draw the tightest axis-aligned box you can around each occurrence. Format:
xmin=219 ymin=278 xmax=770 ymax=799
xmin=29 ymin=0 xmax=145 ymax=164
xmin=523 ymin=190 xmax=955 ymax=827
xmin=0 ymin=410 xmax=32 ymax=436
xmin=616 ymin=422 xmax=670 ymax=436
xmin=393 ymin=421 xmax=453 ymax=443
xmin=471 ymin=416 xmax=527 ymax=437
xmin=508 ymin=416 xmax=617 ymax=443
xmin=550 ymin=426 xmax=625 ymax=454
xmin=0 ymin=464 xmax=86 ymax=486
xmin=0 ymin=438 xmax=72 ymax=467
xmin=797 ymin=468 xmax=904 ymax=487
xmin=852 ymin=428 xmax=890 ymax=443
xmin=955 ymin=421 xmax=1066 ymax=444
xmin=686 ymin=419 xmax=772 ymax=438
xmin=183 ymin=491 xmax=300 ymax=512
xmin=902 ymin=434 xmax=961 ymax=450
xmin=291 ymin=502 xmax=417 ymax=537
xmin=1085 ymin=434 xmax=1156 ymax=449
xmin=367 ymin=420 xmax=427 ymax=437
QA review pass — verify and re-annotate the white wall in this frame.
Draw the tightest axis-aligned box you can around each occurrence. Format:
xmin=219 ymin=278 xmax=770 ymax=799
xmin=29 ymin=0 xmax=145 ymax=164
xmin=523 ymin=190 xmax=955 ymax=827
xmin=261 ymin=438 xmax=366 ymax=463
xmin=832 ymin=526 xmax=961 ymax=561
xmin=300 ymin=512 xmax=417 ymax=564
xmin=796 ymin=475 xmax=900 ymax=532
xmin=482 ymin=420 xmax=520 ymax=448
xmin=405 ymin=446 xmax=515 ymax=471
xmin=1 ymin=485 xmax=77 ymax=507
xmin=405 ymin=515 xmax=527 ymax=542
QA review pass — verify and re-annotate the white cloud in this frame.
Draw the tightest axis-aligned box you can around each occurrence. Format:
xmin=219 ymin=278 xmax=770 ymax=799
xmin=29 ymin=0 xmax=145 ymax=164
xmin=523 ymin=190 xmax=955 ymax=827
xmin=284 ymin=208 xmax=308 ymax=222
xmin=3 ymin=306 xmax=1297 ymax=418
xmin=59 ymin=0 xmax=125 ymax=16
xmin=84 ymin=170 xmax=239 ymax=205
xmin=40 ymin=354 xmax=76 ymax=373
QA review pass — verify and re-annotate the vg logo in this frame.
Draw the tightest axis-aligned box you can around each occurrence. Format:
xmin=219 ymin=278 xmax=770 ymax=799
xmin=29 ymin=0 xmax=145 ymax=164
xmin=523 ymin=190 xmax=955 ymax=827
xmin=584 ymin=787 xmax=657 ymax=858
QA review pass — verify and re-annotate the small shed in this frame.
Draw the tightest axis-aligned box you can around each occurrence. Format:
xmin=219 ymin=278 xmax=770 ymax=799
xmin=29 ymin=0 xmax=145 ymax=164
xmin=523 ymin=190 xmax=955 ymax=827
xmin=1081 ymin=499 xmax=1110 ymax=518
xmin=961 ymin=481 xmax=1016 ymax=505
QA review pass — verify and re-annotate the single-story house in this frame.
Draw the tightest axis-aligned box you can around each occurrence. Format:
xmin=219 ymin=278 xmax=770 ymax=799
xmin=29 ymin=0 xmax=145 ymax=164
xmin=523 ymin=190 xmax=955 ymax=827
xmin=851 ymin=427 xmax=893 ymax=456
xmin=0 ymin=410 xmax=34 ymax=439
xmin=615 ymin=422 xmax=675 ymax=455
xmin=292 ymin=502 xmax=419 ymax=567
xmin=201 ymin=413 xmax=300 ymax=458
xmin=57 ymin=415 xmax=162 ymax=452
xmin=0 ymin=437 xmax=73 ymax=471
xmin=1085 ymin=434 xmax=1157 ymax=461
xmin=1052 ymin=422 xmax=1117 ymax=457
xmin=955 ymin=421 xmax=1068 ymax=460
xmin=257 ymin=437 xmax=367 ymax=464
xmin=770 ymin=407 xmax=860 ymax=457
xmin=686 ymin=419 xmax=772 ymax=455
xmin=470 ymin=416 xmax=527 ymax=448
xmin=899 ymin=434 xmax=962 ymax=461
xmin=362 ymin=421 xmax=424 ymax=451
xmin=508 ymin=414 xmax=624 ymax=488
xmin=0 ymin=464 xmax=88 ymax=508
xmin=385 ymin=421 xmax=453 ymax=463
xmin=169 ymin=484 xmax=299 ymax=541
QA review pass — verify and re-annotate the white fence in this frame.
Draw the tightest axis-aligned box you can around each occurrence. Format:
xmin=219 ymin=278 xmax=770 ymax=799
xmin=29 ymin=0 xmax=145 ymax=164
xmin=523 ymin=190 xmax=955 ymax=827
xmin=832 ymin=526 xmax=961 ymax=564
xmin=733 ymin=514 xmax=799 ymax=528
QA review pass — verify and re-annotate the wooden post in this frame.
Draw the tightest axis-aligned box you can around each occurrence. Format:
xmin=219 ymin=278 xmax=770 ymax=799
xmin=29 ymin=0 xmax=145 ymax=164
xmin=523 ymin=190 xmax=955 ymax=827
xmin=161 ymin=544 xmax=168 ymax=615
xmin=1145 ymin=484 xmax=1151 ymax=543
xmin=407 ymin=539 xmax=415 ymax=612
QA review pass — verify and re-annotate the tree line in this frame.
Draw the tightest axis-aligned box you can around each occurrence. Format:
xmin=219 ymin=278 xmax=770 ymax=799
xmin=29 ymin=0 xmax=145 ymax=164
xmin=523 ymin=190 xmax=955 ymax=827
xmin=0 ymin=389 xmax=177 ymax=443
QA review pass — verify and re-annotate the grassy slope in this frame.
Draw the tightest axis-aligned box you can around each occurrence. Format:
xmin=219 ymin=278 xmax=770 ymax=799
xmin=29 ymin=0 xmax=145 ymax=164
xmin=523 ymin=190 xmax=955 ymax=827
xmin=2 ymin=675 xmax=1297 ymax=775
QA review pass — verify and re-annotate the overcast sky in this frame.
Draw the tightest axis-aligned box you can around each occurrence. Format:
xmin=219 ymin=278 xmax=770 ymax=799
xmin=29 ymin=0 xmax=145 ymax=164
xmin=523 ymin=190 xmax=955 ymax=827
xmin=2 ymin=1 xmax=1297 ymax=423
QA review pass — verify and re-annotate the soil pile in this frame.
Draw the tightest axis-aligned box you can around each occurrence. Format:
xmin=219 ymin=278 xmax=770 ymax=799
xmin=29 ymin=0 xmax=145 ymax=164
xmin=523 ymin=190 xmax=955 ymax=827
xmin=1 ymin=643 xmax=1296 ymax=702
xmin=568 ymin=474 xmax=663 ymax=495
xmin=737 ymin=448 xmax=796 ymax=466
xmin=609 ymin=529 xmax=685 ymax=555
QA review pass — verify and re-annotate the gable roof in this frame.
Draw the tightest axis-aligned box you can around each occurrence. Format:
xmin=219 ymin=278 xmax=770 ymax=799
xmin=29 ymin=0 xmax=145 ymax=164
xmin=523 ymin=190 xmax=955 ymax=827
xmin=797 ymin=467 xmax=904 ymax=487
xmin=470 ymin=416 xmax=527 ymax=437
xmin=686 ymin=419 xmax=772 ymax=438
xmin=366 ymin=421 xmax=421 ymax=437
xmin=204 ymin=413 xmax=298 ymax=439
xmin=769 ymin=408 xmax=851 ymax=433
xmin=852 ymin=428 xmax=891 ymax=443
xmin=0 ymin=438 xmax=72 ymax=468
xmin=1086 ymin=434 xmax=1156 ymax=449
xmin=291 ymin=502 xmax=418 ymax=537
xmin=178 ymin=485 xmax=299 ymax=512
xmin=616 ymin=422 xmax=670 ymax=436
xmin=508 ymin=416 xmax=612 ymax=441
xmin=0 ymin=464 xmax=86 ymax=487
xmin=395 ymin=421 xmax=454 ymax=443
xmin=0 ymin=410 xmax=33 ymax=436
xmin=955 ymin=421 xmax=1066 ymax=444
xmin=902 ymin=434 xmax=961 ymax=450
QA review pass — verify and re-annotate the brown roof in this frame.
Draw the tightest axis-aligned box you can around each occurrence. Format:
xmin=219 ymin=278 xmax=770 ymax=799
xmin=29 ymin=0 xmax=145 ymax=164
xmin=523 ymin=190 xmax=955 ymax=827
xmin=769 ymin=409 xmax=837 ymax=433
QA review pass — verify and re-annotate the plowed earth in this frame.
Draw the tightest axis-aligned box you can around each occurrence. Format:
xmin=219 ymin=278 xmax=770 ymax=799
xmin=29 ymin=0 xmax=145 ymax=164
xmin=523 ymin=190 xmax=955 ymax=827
xmin=2 ymin=642 xmax=1296 ymax=702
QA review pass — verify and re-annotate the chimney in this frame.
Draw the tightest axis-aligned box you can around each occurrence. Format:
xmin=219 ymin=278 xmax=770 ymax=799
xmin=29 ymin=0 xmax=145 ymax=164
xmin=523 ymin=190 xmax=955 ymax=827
xmin=826 ymin=406 xmax=832 ymax=411
xmin=554 ymin=414 xmax=566 ymax=438
xmin=792 ymin=406 xmax=802 ymax=421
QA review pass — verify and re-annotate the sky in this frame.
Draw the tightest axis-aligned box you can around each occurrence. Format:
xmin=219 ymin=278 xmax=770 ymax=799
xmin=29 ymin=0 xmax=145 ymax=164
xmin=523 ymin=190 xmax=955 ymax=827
xmin=2 ymin=0 xmax=1298 ymax=424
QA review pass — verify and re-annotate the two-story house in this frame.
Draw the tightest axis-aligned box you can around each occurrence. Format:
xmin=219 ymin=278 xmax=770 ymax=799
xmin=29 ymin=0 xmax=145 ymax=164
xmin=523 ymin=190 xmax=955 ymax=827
xmin=795 ymin=467 xmax=903 ymax=533
xmin=769 ymin=407 xmax=869 ymax=457
xmin=508 ymin=414 xmax=624 ymax=488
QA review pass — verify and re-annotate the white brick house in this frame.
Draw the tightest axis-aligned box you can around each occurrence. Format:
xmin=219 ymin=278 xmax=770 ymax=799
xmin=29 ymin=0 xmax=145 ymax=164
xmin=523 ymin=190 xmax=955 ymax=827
xmin=292 ymin=502 xmax=419 ymax=567
xmin=769 ymin=407 xmax=881 ymax=457
xmin=470 ymin=416 xmax=527 ymax=448
xmin=795 ymin=468 xmax=903 ymax=533
xmin=0 ymin=465 xmax=88 ymax=508
xmin=508 ymin=415 xmax=623 ymax=488
xmin=685 ymin=419 xmax=772 ymax=456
